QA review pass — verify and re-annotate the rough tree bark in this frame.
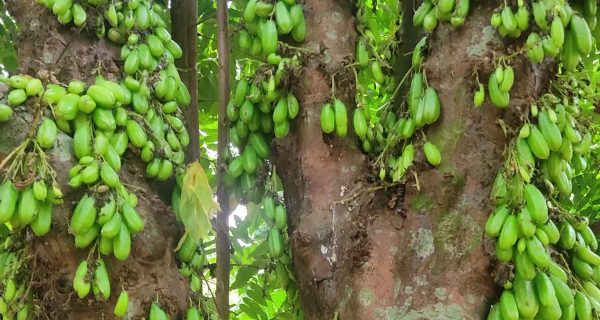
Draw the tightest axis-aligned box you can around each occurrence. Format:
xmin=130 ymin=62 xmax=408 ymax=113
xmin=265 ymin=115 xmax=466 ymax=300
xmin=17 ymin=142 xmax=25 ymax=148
xmin=3 ymin=1 xmax=190 ymax=318
xmin=215 ymin=0 xmax=232 ymax=318
xmin=171 ymin=0 xmax=200 ymax=163
xmin=274 ymin=1 xmax=554 ymax=319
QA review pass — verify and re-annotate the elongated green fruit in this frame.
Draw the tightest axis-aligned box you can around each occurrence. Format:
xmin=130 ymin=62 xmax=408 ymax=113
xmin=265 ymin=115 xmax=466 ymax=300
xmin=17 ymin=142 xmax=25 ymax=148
xmin=485 ymin=205 xmax=509 ymax=237
xmin=334 ymin=99 xmax=348 ymax=138
xmin=488 ymin=74 xmax=509 ymax=108
xmin=499 ymin=290 xmax=519 ymax=320
xmin=114 ymin=290 xmax=129 ymax=317
xmin=571 ymin=15 xmax=592 ymax=55
xmin=524 ymin=184 xmax=548 ymax=224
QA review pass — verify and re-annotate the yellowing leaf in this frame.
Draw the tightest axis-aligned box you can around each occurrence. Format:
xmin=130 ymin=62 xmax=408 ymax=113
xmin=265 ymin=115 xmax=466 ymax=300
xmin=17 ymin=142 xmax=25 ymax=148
xmin=179 ymin=161 xmax=221 ymax=241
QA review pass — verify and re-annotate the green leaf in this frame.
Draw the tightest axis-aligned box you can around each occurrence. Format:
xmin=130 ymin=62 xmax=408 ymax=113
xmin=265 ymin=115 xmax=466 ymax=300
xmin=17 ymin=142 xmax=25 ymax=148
xmin=231 ymin=266 xmax=257 ymax=290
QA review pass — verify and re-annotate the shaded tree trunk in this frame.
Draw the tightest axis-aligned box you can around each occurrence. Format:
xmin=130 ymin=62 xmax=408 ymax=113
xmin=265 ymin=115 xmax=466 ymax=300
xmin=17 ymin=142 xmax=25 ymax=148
xmin=274 ymin=0 xmax=553 ymax=319
xmin=3 ymin=1 xmax=190 ymax=318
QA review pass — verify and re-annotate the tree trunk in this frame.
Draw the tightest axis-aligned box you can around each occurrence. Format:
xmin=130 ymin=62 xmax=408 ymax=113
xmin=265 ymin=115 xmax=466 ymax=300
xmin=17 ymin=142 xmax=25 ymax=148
xmin=4 ymin=1 xmax=189 ymax=318
xmin=274 ymin=1 xmax=553 ymax=319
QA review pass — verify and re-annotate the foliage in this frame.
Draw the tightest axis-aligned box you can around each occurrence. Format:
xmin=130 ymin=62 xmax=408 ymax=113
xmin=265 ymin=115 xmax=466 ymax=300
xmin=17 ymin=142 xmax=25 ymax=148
xmin=180 ymin=161 xmax=220 ymax=241
xmin=0 ymin=0 xmax=17 ymax=73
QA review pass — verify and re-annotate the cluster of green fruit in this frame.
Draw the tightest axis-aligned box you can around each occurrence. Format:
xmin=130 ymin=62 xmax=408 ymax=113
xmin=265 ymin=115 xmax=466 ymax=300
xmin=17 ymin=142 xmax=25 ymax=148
xmin=1 ymin=0 xmax=192 ymax=318
xmin=485 ymin=85 xmax=598 ymax=318
xmin=227 ymin=0 xmax=305 ymax=204
xmin=0 ymin=179 xmax=61 ymax=237
xmin=0 ymin=238 xmax=33 ymax=320
xmin=71 ymin=187 xmax=144 ymax=256
xmin=167 ymin=177 xmax=211 ymax=318
xmin=476 ymin=64 xmax=514 ymax=109
xmin=380 ymin=60 xmax=443 ymax=181
xmin=171 ymin=194 xmax=214 ymax=319
xmin=225 ymin=68 xmax=299 ymax=202
xmin=413 ymin=0 xmax=471 ymax=30
xmin=74 ymin=257 xmax=131 ymax=316
xmin=176 ymin=231 xmax=207 ymax=294
xmin=346 ymin=3 xmax=442 ymax=182
xmin=490 ymin=0 xmax=599 ymax=71
xmin=239 ymin=0 xmax=306 ymax=56
xmin=346 ymin=16 xmax=444 ymax=182
xmin=260 ymin=175 xmax=298 ymax=305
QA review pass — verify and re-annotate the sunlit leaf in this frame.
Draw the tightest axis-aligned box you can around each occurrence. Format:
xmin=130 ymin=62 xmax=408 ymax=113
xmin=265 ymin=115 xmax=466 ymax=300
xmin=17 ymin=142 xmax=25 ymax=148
xmin=180 ymin=161 xmax=221 ymax=241
xmin=231 ymin=266 xmax=257 ymax=290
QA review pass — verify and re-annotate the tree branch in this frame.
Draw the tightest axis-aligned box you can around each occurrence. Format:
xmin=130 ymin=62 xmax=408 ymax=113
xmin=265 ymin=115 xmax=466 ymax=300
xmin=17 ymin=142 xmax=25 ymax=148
xmin=171 ymin=0 xmax=200 ymax=163
xmin=215 ymin=0 xmax=231 ymax=319
xmin=394 ymin=0 xmax=424 ymax=83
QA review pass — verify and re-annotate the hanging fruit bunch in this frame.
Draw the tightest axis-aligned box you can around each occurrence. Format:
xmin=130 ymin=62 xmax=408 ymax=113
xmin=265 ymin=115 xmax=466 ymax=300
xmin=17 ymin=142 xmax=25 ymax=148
xmin=343 ymin=0 xmax=450 ymax=184
xmin=0 ymin=0 xmax=194 ymax=317
xmin=480 ymin=0 xmax=599 ymax=109
xmin=485 ymin=68 xmax=600 ymax=320
xmin=413 ymin=0 xmax=471 ymax=30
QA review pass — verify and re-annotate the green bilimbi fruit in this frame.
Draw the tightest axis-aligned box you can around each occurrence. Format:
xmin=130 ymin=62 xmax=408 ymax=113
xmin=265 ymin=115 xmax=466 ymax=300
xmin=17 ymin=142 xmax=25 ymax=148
xmin=356 ymin=39 xmax=369 ymax=67
xmin=126 ymin=120 xmax=148 ymax=148
xmin=422 ymin=87 xmax=440 ymax=124
xmin=499 ymin=66 xmax=514 ymax=93
xmin=413 ymin=0 xmax=433 ymax=26
xmin=31 ymin=201 xmax=53 ymax=236
xmin=499 ymin=290 xmax=518 ymax=320
xmin=423 ymin=142 xmax=441 ymax=166
xmin=93 ymin=258 xmax=111 ymax=300
xmin=527 ymin=125 xmax=550 ymax=159
xmin=334 ymin=99 xmax=348 ymax=137
xmin=473 ymin=84 xmax=485 ymax=107
xmin=37 ymin=117 xmax=58 ymax=149
xmin=488 ymin=73 xmax=509 ymax=108
xmin=570 ymin=15 xmax=592 ymax=55
xmin=501 ymin=6 xmax=517 ymax=33
xmin=114 ymin=290 xmax=129 ymax=317
xmin=70 ymin=195 xmax=96 ymax=235
xmin=25 ymin=78 xmax=43 ymax=96
xmin=72 ymin=4 xmax=87 ymax=26
xmin=513 ymin=279 xmax=539 ymax=318
xmin=17 ymin=186 xmax=39 ymax=225
xmin=113 ymin=223 xmax=131 ymax=261
xmin=242 ymin=145 xmax=259 ymax=174
xmin=8 ymin=89 xmax=27 ymax=106
xmin=275 ymin=1 xmax=293 ymax=34
xmin=269 ymin=228 xmax=284 ymax=258
xmin=121 ymin=202 xmax=144 ymax=233
xmin=320 ymin=103 xmax=335 ymax=134
xmin=526 ymin=32 xmax=545 ymax=63
xmin=149 ymin=303 xmax=169 ymax=320
xmin=287 ymin=94 xmax=299 ymax=119
xmin=73 ymin=260 xmax=91 ymax=299
xmin=74 ymin=223 xmax=100 ymax=248
xmin=262 ymin=20 xmax=278 ymax=55
xmin=0 ymin=104 xmax=13 ymax=122
xmin=275 ymin=205 xmax=287 ymax=230
xmin=0 ymin=180 xmax=19 ymax=223
xmin=353 ymin=108 xmax=368 ymax=140
xmin=32 ymin=180 xmax=47 ymax=201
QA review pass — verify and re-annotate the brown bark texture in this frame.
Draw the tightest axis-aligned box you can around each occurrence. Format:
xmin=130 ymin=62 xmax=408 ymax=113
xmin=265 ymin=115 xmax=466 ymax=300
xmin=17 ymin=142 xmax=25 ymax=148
xmin=3 ymin=0 xmax=190 ymax=318
xmin=274 ymin=1 xmax=553 ymax=319
xmin=171 ymin=0 xmax=200 ymax=163
xmin=215 ymin=0 xmax=232 ymax=318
